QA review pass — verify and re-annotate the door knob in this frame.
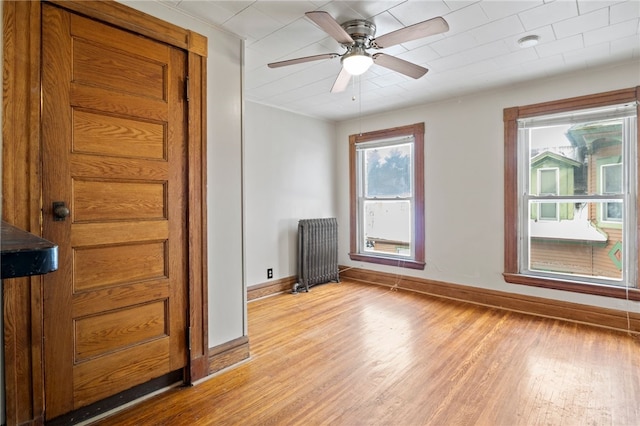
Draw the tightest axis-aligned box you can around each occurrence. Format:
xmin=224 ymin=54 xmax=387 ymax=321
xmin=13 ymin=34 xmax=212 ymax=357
xmin=53 ymin=201 xmax=70 ymax=221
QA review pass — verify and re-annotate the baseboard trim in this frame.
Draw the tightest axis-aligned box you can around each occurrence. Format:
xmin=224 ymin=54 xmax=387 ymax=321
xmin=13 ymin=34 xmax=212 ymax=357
xmin=339 ymin=266 xmax=640 ymax=334
xmin=208 ymin=336 xmax=250 ymax=374
xmin=247 ymin=276 xmax=297 ymax=301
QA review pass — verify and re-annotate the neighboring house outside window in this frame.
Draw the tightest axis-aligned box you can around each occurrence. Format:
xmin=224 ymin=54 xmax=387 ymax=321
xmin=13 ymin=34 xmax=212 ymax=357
xmin=349 ymin=123 xmax=425 ymax=270
xmin=504 ymin=88 xmax=639 ymax=300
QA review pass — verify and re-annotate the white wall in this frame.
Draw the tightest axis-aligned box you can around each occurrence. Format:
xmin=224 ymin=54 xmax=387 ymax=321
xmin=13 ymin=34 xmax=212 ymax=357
xmin=206 ymin=29 xmax=244 ymax=345
xmin=121 ymin=2 xmax=245 ymax=346
xmin=244 ymin=102 xmax=337 ymax=286
xmin=336 ymin=60 xmax=640 ymax=313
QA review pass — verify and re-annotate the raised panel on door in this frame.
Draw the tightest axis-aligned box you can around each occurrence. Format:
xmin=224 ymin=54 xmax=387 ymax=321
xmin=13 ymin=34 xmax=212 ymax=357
xmin=73 ymin=241 xmax=168 ymax=291
xmin=72 ymin=179 xmax=167 ymax=222
xmin=72 ymin=110 xmax=166 ymax=160
xmin=42 ymin=4 xmax=188 ymax=420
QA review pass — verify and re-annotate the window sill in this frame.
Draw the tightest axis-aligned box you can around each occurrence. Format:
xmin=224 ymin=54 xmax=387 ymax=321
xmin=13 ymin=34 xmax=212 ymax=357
xmin=349 ymin=252 xmax=425 ymax=270
xmin=503 ymin=272 xmax=640 ymax=301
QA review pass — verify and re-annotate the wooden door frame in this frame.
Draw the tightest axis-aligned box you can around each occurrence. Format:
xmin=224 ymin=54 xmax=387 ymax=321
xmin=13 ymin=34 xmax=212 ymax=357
xmin=2 ymin=1 xmax=209 ymax=424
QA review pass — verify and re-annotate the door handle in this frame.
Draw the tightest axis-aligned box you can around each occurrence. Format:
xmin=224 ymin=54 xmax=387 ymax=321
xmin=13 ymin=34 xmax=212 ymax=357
xmin=53 ymin=201 xmax=70 ymax=221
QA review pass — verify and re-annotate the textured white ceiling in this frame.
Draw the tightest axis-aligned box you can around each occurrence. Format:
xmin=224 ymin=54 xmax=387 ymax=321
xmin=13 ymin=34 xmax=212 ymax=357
xmin=163 ymin=0 xmax=640 ymax=121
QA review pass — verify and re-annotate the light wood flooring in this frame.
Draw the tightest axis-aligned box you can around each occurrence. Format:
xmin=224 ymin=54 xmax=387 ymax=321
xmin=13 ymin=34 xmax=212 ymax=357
xmin=90 ymin=280 xmax=640 ymax=425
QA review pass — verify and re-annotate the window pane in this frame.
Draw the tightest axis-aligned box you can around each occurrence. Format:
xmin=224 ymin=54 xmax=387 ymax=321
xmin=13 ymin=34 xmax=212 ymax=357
xmin=539 ymin=169 xmax=557 ymax=194
xmin=539 ymin=203 xmax=557 ymax=220
xmin=526 ymin=118 xmax=627 ymax=278
xmin=537 ymin=168 xmax=558 ymax=220
xmin=605 ymin=200 xmax=623 ymax=222
xmin=363 ymin=200 xmax=411 ymax=256
xmin=528 ymin=201 xmax=623 ymax=281
xmin=529 ymin=121 xmax=623 ymax=197
xmin=602 ymin=163 xmax=623 ymax=222
xmin=603 ymin=163 xmax=622 ymax=194
xmin=364 ymin=143 xmax=412 ymax=198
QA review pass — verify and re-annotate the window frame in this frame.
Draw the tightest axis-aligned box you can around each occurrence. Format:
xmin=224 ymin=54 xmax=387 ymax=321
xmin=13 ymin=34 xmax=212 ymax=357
xmin=504 ymin=87 xmax=640 ymax=300
xmin=349 ymin=123 xmax=425 ymax=270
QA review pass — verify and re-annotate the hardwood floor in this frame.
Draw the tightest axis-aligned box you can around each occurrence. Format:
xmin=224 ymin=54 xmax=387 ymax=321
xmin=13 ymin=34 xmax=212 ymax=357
xmin=90 ymin=280 xmax=640 ymax=425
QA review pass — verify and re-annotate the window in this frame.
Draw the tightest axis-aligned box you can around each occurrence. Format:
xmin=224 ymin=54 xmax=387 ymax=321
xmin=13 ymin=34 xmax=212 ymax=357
xmin=601 ymin=163 xmax=622 ymax=222
xmin=537 ymin=168 xmax=559 ymax=220
xmin=504 ymin=88 xmax=640 ymax=300
xmin=349 ymin=123 xmax=425 ymax=269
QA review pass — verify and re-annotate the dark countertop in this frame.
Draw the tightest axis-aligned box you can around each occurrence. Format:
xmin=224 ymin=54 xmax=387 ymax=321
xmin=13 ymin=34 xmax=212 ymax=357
xmin=1 ymin=221 xmax=58 ymax=279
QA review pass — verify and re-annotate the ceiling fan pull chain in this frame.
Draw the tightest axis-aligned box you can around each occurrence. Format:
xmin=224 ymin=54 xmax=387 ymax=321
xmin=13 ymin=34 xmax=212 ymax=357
xmin=352 ymin=74 xmax=356 ymax=100
xmin=358 ymin=76 xmax=363 ymax=136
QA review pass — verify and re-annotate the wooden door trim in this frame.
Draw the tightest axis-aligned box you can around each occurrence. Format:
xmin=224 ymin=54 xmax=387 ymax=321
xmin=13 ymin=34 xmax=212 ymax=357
xmin=2 ymin=1 xmax=208 ymax=423
xmin=2 ymin=2 xmax=46 ymax=424
xmin=186 ymin=50 xmax=210 ymax=381
xmin=46 ymin=0 xmax=207 ymax=56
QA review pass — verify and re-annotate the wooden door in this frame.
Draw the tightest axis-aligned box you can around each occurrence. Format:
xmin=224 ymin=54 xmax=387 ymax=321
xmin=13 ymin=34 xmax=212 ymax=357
xmin=41 ymin=4 xmax=188 ymax=419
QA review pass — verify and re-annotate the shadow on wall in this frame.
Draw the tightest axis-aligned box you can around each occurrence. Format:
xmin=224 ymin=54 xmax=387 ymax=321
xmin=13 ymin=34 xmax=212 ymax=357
xmin=279 ymin=218 xmax=298 ymax=280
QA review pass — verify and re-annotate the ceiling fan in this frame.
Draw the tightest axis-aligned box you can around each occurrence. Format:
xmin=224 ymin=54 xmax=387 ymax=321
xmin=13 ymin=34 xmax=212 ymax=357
xmin=268 ymin=11 xmax=449 ymax=93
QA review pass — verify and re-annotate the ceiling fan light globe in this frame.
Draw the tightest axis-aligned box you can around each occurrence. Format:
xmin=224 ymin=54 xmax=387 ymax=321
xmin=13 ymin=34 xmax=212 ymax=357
xmin=342 ymin=54 xmax=373 ymax=76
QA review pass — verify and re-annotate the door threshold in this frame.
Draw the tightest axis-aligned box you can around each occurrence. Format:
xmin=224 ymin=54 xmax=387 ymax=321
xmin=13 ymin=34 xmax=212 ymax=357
xmin=48 ymin=370 xmax=184 ymax=425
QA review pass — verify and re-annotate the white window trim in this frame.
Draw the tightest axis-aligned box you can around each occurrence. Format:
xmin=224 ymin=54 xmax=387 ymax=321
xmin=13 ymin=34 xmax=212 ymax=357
xmin=517 ymin=106 xmax=637 ymax=289
xmin=356 ymin=138 xmax=415 ymax=260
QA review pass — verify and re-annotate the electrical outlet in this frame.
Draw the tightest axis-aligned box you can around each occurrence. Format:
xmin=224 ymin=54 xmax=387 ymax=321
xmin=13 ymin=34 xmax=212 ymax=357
xmin=267 ymin=268 xmax=273 ymax=279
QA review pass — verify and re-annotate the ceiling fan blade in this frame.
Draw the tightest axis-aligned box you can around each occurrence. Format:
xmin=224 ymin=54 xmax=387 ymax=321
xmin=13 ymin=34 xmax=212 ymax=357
xmin=305 ymin=11 xmax=354 ymax=45
xmin=371 ymin=17 xmax=449 ymax=49
xmin=268 ymin=53 xmax=339 ymax=68
xmin=331 ymin=67 xmax=352 ymax=93
xmin=373 ymin=54 xmax=428 ymax=79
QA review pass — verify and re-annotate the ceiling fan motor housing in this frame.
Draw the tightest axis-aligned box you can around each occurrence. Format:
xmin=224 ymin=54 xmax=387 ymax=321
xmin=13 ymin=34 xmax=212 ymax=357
xmin=341 ymin=19 xmax=376 ymax=48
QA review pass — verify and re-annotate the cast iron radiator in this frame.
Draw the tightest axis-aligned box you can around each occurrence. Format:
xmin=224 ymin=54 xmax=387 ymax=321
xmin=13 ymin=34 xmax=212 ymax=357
xmin=293 ymin=218 xmax=340 ymax=293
